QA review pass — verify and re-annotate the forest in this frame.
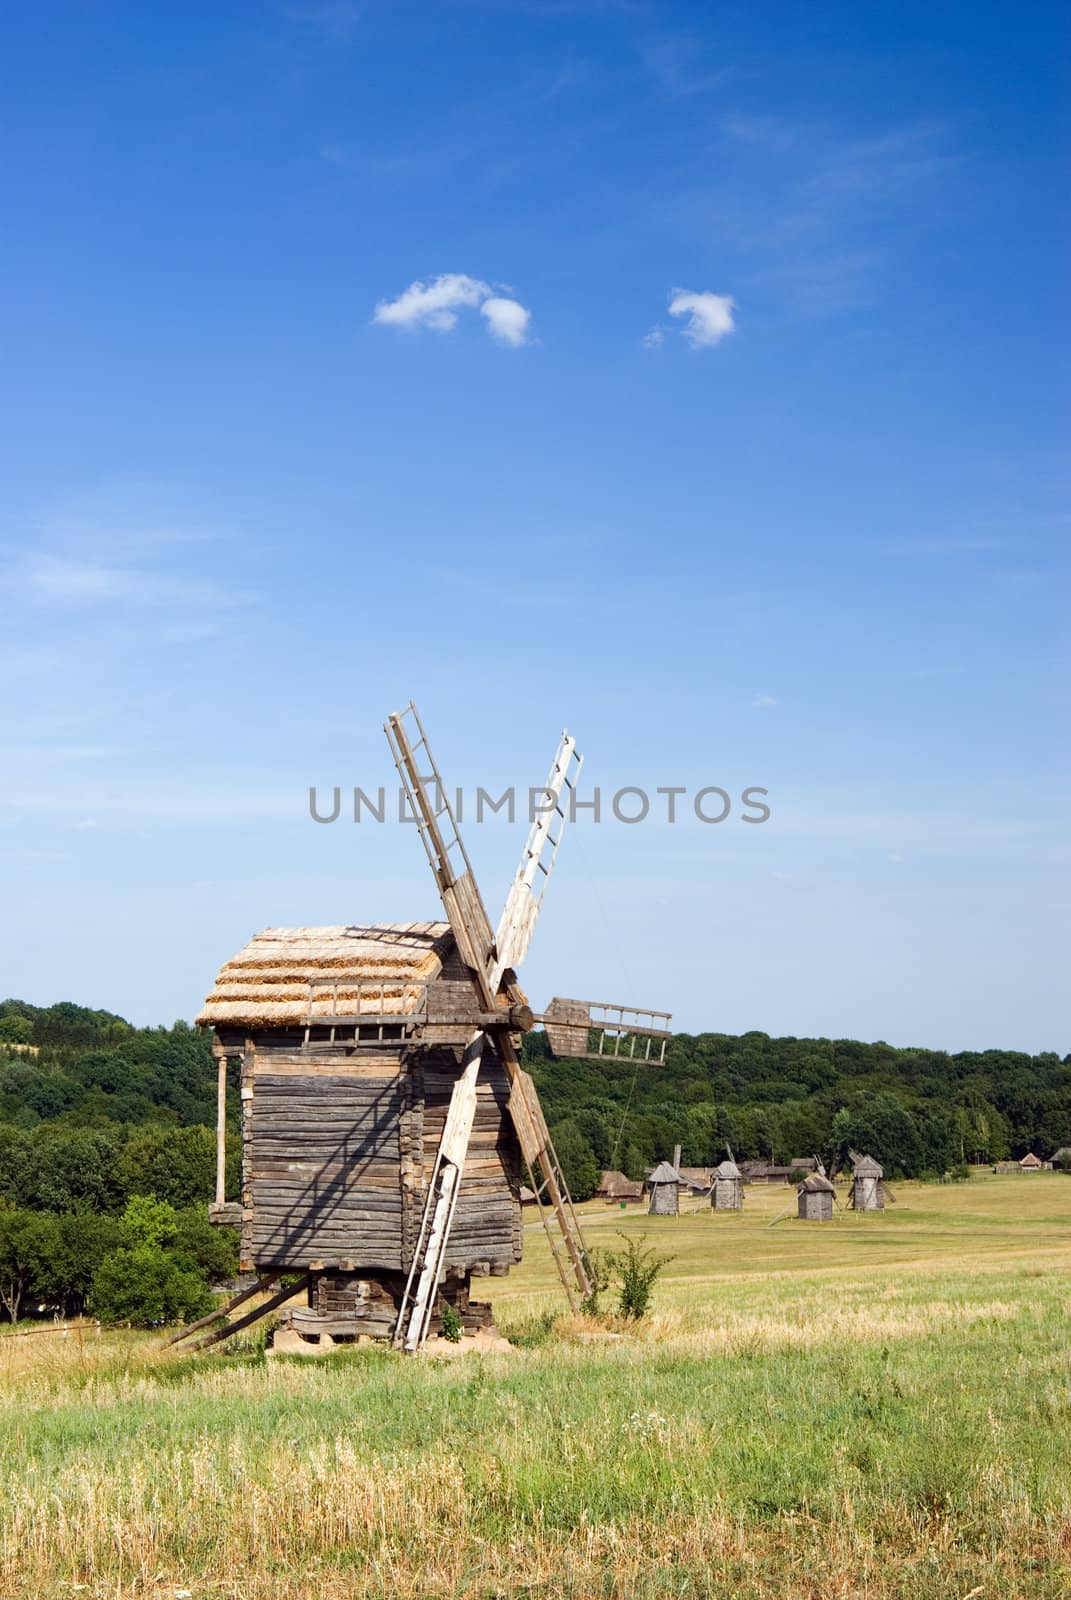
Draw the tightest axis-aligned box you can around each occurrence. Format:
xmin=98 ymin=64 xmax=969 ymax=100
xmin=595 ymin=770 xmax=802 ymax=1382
xmin=0 ymin=996 xmax=1067 ymax=1321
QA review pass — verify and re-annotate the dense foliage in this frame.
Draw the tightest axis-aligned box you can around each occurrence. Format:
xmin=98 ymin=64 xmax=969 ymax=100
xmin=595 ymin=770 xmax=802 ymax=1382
xmin=527 ymin=1027 xmax=1070 ymax=1199
xmin=0 ymin=997 xmax=1066 ymax=1316
xmin=0 ymin=1000 xmax=239 ymax=1322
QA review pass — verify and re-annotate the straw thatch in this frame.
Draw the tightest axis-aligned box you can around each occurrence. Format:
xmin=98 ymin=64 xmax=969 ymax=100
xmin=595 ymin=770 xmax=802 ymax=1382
xmin=647 ymin=1161 xmax=681 ymax=1216
xmin=596 ymin=1169 xmax=644 ymax=1200
xmin=196 ymin=923 xmax=452 ymax=1026
xmin=797 ymin=1171 xmax=835 ymax=1221
xmin=648 ymin=1161 xmax=682 ymax=1184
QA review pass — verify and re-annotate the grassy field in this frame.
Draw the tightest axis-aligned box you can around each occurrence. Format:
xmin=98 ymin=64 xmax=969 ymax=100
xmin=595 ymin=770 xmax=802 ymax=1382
xmin=1 ymin=1173 xmax=1069 ymax=1599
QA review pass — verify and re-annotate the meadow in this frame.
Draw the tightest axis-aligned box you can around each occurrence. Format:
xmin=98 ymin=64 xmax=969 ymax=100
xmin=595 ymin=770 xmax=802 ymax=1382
xmin=1 ymin=1174 xmax=1068 ymax=1599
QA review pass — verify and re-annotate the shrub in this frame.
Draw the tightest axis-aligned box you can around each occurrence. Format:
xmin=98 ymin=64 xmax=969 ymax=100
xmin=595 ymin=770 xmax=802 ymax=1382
xmin=605 ymin=1234 xmax=673 ymax=1321
xmin=169 ymin=1206 xmax=239 ymax=1280
xmin=440 ymin=1302 xmax=463 ymax=1342
xmin=90 ymin=1246 xmax=212 ymax=1327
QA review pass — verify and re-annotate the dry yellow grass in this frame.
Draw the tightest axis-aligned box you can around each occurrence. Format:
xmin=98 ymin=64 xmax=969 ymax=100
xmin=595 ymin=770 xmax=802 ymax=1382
xmin=1 ymin=1173 xmax=1068 ymax=1599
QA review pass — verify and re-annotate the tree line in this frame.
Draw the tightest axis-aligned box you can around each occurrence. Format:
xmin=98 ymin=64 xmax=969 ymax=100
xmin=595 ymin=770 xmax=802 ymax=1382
xmin=0 ymin=997 xmax=1067 ymax=1319
xmin=524 ymin=1026 xmax=1070 ymax=1200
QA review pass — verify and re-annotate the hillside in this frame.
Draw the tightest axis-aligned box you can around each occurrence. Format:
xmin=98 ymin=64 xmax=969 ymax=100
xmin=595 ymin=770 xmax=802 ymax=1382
xmin=1 ymin=998 xmax=1067 ymax=1204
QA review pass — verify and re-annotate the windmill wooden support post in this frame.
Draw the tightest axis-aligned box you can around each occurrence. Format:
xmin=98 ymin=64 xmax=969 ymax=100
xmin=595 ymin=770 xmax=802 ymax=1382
xmin=213 ymin=1040 xmax=227 ymax=1206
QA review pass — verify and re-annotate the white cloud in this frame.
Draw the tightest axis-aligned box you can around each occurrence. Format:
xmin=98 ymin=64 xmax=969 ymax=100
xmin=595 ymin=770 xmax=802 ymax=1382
xmin=642 ymin=326 xmax=665 ymax=349
xmin=373 ymin=274 xmax=532 ymax=344
xmin=480 ymin=296 xmax=531 ymax=347
xmin=372 ymin=273 xmax=490 ymax=333
xmin=667 ymin=289 xmax=736 ymax=348
xmin=752 ymin=693 xmax=778 ymax=708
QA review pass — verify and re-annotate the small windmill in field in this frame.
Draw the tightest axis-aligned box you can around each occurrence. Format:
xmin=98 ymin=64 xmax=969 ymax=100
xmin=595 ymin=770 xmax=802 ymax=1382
xmin=185 ymin=703 xmax=671 ymax=1355
xmin=711 ymin=1146 xmax=743 ymax=1211
xmin=848 ymin=1151 xmax=894 ymax=1211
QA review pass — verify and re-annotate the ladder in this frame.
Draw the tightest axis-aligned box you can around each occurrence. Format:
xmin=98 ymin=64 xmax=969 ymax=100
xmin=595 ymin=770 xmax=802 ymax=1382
xmin=393 ymin=1037 xmax=483 ymax=1352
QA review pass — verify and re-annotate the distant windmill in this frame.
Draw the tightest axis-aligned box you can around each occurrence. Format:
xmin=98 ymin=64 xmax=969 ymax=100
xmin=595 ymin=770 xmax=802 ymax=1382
xmin=187 ymin=703 xmax=671 ymax=1354
xmin=849 ymin=1152 xmax=892 ymax=1211
xmin=711 ymin=1144 xmax=743 ymax=1211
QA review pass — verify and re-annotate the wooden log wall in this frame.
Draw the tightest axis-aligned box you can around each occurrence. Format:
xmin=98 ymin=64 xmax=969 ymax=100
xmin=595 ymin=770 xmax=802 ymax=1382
xmin=217 ymin=948 xmax=524 ymax=1276
xmin=248 ymin=1054 xmax=406 ymax=1270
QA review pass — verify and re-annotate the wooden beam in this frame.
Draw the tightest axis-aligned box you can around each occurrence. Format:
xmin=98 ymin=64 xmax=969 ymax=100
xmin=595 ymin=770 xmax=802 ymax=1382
xmin=214 ymin=1041 xmax=227 ymax=1206
xmin=164 ymin=1272 xmax=279 ymax=1347
xmin=188 ymin=1274 xmax=310 ymax=1353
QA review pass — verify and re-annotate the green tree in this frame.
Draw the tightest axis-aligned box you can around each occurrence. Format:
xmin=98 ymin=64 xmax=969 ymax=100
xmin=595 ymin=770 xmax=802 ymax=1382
xmin=550 ymin=1119 xmax=599 ymax=1201
xmin=89 ymin=1246 xmax=212 ymax=1327
xmin=115 ymin=1125 xmax=216 ymax=1208
xmin=49 ymin=1212 xmax=124 ymax=1317
xmin=0 ymin=1016 xmax=34 ymax=1045
xmin=169 ymin=1206 xmax=239 ymax=1280
xmin=0 ymin=1209 xmax=59 ymax=1322
xmin=120 ymin=1195 xmax=177 ymax=1249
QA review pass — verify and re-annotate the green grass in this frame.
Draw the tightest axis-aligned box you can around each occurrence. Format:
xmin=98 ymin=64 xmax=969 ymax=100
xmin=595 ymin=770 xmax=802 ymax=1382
xmin=1 ymin=1174 xmax=1068 ymax=1599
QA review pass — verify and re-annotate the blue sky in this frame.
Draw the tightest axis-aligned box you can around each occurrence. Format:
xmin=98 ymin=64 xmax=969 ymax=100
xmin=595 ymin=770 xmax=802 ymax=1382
xmin=1 ymin=1 xmax=1067 ymax=1050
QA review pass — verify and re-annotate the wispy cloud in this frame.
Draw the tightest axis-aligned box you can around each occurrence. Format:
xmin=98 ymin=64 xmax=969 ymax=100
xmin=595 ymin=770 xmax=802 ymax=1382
xmin=677 ymin=114 xmax=962 ymax=318
xmin=667 ymin=289 xmax=736 ymax=348
xmin=372 ymin=273 xmax=533 ymax=345
xmin=752 ymin=693 xmax=777 ymax=708
xmin=642 ymin=326 xmax=665 ymax=349
xmin=282 ymin=2 xmax=362 ymax=42
xmin=644 ymin=32 xmax=732 ymax=99
xmin=12 ymin=553 xmax=250 ymax=611
xmin=881 ymin=536 xmax=1008 ymax=556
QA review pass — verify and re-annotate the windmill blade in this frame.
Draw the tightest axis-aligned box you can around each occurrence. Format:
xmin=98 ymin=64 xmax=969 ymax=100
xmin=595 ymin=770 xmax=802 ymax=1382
xmin=385 ymin=703 xmax=497 ymax=1008
xmin=541 ymin=997 xmax=672 ymax=1064
xmin=384 ymin=703 xmax=594 ymax=1321
xmin=491 ymin=732 xmax=581 ymax=988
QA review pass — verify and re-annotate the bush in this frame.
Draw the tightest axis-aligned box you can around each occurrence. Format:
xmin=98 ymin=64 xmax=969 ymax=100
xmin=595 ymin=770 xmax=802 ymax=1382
xmin=90 ymin=1246 xmax=212 ymax=1327
xmin=604 ymin=1234 xmax=673 ymax=1321
xmin=439 ymin=1303 xmax=463 ymax=1343
xmin=169 ymin=1206 xmax=239 ymax=1280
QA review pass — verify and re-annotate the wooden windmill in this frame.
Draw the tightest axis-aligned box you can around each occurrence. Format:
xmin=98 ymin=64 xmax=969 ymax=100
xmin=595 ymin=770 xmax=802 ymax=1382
xmin=189 ymin=703 xmax=671 ymax=1354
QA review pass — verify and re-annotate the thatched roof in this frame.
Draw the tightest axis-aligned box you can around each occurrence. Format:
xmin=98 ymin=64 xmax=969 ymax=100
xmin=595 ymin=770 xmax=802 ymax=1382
xmin=1018 ymin=1152 xmax=1043 ymax=1168
xmin=648 ymin=1161 xmax=682 ymax=1185
xmin=197 ymin=923 xmax=452 ymax=1026
xmin=714 ymin=1158 xmax=741 ymax=1179
xmin=799 ymin=1173 xmax=836 ymax=1194
xmin=851 ymin=1154 xmax=883 ymax=1177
